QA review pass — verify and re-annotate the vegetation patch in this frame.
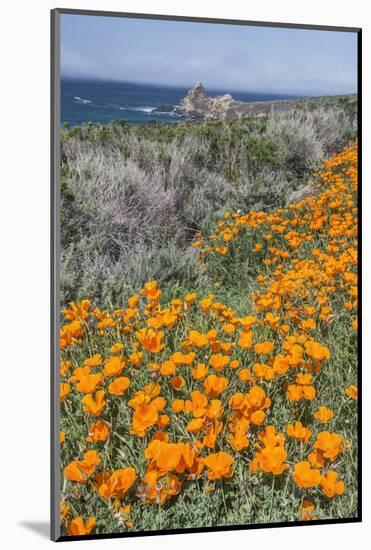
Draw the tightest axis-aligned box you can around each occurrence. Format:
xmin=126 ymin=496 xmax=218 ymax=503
xmin=59 ymin=141 xmax=358 ymax=535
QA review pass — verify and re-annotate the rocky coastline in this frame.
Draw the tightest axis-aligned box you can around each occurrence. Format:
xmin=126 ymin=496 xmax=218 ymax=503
xmin=152 ymin=82 xmax=357 ymax=122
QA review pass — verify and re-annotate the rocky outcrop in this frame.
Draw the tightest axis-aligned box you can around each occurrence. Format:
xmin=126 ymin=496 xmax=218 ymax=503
xmin=177 ymin=82 xmax=210 ymax=116
xmin=176 ymin=83 xmax=244 ymax=120
xmin=158 ymin=85 xmax=357 ymax=122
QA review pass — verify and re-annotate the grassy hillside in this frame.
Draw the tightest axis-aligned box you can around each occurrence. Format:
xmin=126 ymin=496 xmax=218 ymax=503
xmin=60 ymin=94 xmax=357 ymax=307
xmin=59 ymin=140 xmax=358 ymax=536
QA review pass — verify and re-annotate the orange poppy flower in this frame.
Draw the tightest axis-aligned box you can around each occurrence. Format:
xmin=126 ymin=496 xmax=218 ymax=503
xmin=239 ymin=316 xmax=256 ymax=330
xmin=203 ymin=451 xmax=234 ymax=480
xmin=110 ymin=343 xmax=124 ymax=354
xmin=64 ymin=450 xmax=100 ymax=483
xmin=167 ymin=373 xmax=184 ymax=390
xmin=86 ymin=420 xmax=110 ymax=442
xmin=209 ymin=353 xmax=230 ymax=372
xmin=192 ymin=363 xmax=209 ymax=380
xmin=302 ymin=385 xmax=316 ymax=400
xmin=287 ymin=421 xmax=312 ymax=443
xmin=103 ymin=356 xmax=125 ymax=377
xmin=97 ymin=317 xmax=115 ymax=332
xmin=140 ymin=280 xmax=162 ymax=302
xmin=228 ymin=417 xmax=250 ymax=451
xmin=76 ymin=373 xmax=103 ymax=394
xmin=272 ymin=355 xmax=289 ymax=375
xmin=135 ymin=328 xmax=165 ymax=353
xmin=222 ymin=323 xmax=235 ymax=334
xmin=293 ymin=461 xmax=321 ymax=488
xmin=313 ymin=431 xmax=342 ymax=461
xmin=170 ymin=351 xmax=196 ymax=365
xmin=69 ymin=366 xmax=90 ymax=383
xmin=301 ymin=319 xmax=316 ymax=330
xmin=257 ymin=425 xmax=285 ymax=449
xmin=188 ymin=330 xmax=209 ymax=347
xmin=158 ymin=414 xmax=170 ymax=428
xmin=287 ymin=384 xmax=303 ymax=401
xmin=239 ymin=368 xmax=252 ymax=383
xmin=139 ymin=471 xmax=181 ymax=505
xmin=186 ymin=418 xmax=204 ymax=433
xmin=60 ymin=383 xmax=71 ymax=402
xmin=108 ymin=376 xmax=131 ymax=395
xmin=305 ymin=341 xmax=330 ymax=361
xmin=253 ymin=363 xmax=275 ymax=381
xmin=128 ymin=294 xmax=140 ymax=308
xmin=184 ymin=391 xmax=208 ymax=417
xmin=160 ymin=360 xmax=177 ymax=376
xmin=185 ymin=292 xmax=197 ymax=304
xmin=253 ymin=446 xmax=288 ymax=475
xmin=68 ymin=517 xmax=96 ymax=536
xmin=314 ymin=406 xmax=334 ymax=423
xmin=295 ymin=373 xmax=313 ymax=385
xmin=129 ymin=351 xmax=144 ymax=367
xmin=98 ymin=467 xmax=137 ymax=500
xmin=63 ymin=300 xmax=91 ymax=321
xmin=308 ymin=451 xmax=325 ymax=468
xmin=204 ymin=374 xmax=229 ymax=398
xmin=83 ymin=354 xmax=102 ymax=367
xmin=320 ymin=471 xmax=345 ymax=498
xmin=203 ymin=419 xmax=223 ymax=448
xmin=171 ymin=399 xmax=185 ymax=413
xmin=301 ymin=500 xmax=317 ymax=521
xmin=250 ymin=410 xmax=266 ymax=425
xmin=145 ymin=440 xmax=191 ymax=473
xmin=238 ymin=330 xmax=253 ymax=349
xmin=81 ymin=390 xmax=106 ymax=416
xmin=254 ymin=342 xmax=275 ymax=355
xmin=246 ymin=385 xmax=270 ymax=409
xmin=345 ymin=385 xmax=358 ymax=400
xmin=230 ymin=359 xmax=240 ymax=369
xmin=60 ymin=320 xmax=84 ymax=350
xmin=131 ymin=402 xmax=159 ymax=437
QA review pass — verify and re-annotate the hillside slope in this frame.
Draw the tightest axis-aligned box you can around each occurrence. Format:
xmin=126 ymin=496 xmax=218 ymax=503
xmin=59 ymin=141 xmax=358 ymax=535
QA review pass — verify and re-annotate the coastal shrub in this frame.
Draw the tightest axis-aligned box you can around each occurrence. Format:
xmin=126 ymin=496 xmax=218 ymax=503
xmin=60 ymin=96 xmax=357 ymax=306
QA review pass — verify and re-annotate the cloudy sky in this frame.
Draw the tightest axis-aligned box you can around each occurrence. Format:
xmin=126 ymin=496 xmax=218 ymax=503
xmin=61 ymin=14 xmax=358 ymax=95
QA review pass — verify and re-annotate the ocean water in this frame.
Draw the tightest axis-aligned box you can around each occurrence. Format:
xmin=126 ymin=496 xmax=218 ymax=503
xmin=61 ymin=78 xmax=299 ymax=126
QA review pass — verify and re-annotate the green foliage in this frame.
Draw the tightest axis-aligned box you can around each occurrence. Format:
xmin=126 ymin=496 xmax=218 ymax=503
xmin=60 ymin=94 xmax=357 ymax=307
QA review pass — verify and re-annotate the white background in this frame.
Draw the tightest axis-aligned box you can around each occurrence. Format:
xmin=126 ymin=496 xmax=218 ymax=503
xmin=0 ymin=0 xmax=368 ymax=548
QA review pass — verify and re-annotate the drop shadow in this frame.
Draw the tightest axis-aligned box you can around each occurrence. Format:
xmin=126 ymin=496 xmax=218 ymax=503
xmin=18 ymin=521 xmax=50 ymax=539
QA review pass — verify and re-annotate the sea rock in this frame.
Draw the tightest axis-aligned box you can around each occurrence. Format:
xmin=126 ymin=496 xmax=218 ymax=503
xmin=176 ymin=83 xmax=248 ymax=120
xmin=204 ymin=94 xmax=239 ymax=119
xmin=177 ymin=82 xmax=210 ymax=117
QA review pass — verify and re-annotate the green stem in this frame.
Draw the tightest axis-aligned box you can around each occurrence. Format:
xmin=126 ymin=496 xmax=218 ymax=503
xmin=268 ymin=474 xmax=276 ymax=523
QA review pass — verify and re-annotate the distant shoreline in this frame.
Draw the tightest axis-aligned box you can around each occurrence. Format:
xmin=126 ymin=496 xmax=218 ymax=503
xmin=61 ymin=85 xmax=357 ymax=128
xmin=61 ymin=79 xmax=315 ymax=127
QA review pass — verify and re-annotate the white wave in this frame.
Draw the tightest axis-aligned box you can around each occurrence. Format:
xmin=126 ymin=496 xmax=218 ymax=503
xmin=74 ymin=96 xmax=92 ymax=104
xmin=119 ymin=106 xmax=155 ymax=113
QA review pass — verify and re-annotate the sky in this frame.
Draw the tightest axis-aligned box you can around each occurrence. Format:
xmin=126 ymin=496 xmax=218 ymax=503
xmin=61 ymin=14 xmax=358 ymax=96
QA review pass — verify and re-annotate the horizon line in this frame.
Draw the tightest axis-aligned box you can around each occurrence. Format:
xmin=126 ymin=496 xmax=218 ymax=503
xmin=60 ymin=75 xmax=357 ymax=98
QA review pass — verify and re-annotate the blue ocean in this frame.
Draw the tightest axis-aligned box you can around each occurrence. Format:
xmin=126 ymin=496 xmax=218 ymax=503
xmin=61 ymin=78 xmax=299 ymax=126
